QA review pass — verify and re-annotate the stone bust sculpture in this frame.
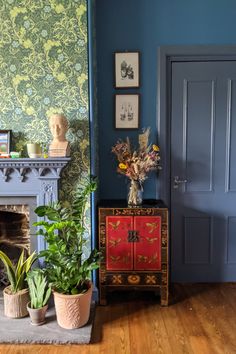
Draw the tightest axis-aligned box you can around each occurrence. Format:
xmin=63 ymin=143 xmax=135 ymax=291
xmin=48 ymin=113 xmax=70 ymax=157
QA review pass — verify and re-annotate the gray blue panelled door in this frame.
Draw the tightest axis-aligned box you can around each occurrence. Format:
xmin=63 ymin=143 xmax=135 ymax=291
xmin=171 ymin=61 xmax=236 ymax=282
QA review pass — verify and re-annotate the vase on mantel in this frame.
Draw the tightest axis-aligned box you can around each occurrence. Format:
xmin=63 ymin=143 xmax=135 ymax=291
xmin=127 ymin=179 xmax=143 ymax=207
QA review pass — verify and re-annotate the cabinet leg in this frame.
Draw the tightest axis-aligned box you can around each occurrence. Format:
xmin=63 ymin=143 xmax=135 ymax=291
xmin=160 ymin=286 xmax=169 ymax=306
xmin=99 ymin=286 xmax=107 ymax=306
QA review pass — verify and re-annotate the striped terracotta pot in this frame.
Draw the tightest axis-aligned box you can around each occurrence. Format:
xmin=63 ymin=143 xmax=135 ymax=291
xmin=3 ymin=286 xmax=29 ymax=318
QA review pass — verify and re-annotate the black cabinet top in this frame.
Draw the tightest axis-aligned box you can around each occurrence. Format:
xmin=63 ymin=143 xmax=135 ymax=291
xmin=98 ymin=199 xmax=167 ymax=208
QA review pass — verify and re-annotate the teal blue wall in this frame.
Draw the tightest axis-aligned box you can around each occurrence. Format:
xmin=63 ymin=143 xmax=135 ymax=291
xmin=96 ymin=0 xmax=236 ymax=200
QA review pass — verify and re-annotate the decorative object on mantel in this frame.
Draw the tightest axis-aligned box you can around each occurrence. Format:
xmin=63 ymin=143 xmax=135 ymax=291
xmin=112 ymin=128 xmax=161 ymax=206
xmin=0 ymin=130 xmax=11 ymax=156
xmin=40 ymin=142 xmax=49 ymax=158
xmin=48 ymin=113 xmax=70 ymax=157
xmin=10 ymin=151 xmax=20 ymax=159
xmin=26 ymin=143 xmax=42 ymax=158
xmin=33 ymin=176 xmax=101 ymax=329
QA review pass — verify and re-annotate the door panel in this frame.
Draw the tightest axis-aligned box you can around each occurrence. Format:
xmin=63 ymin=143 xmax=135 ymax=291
xmin=171 ymin=61 xmax=236 ymax=281
xmin=184 ymin=79 xmax=215 ymax=192
xmin=227 ymin=217 xmax=236 ymax=263
xmin=184 ymin=216 xmax=212 ymax=264
xmin=227 ymin=79 xmax=236 ymax=191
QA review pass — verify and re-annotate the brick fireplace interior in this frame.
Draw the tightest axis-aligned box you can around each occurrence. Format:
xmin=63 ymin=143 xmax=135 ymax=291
xmin=0 ymin=198 xmax=38 ymax=288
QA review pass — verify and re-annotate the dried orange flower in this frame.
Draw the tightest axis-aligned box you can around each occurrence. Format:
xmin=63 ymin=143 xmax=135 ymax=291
xmin=152 ymin=144 xmax=159 ymax=152
xmin=119 ymin=163 xmax=127 ymax=170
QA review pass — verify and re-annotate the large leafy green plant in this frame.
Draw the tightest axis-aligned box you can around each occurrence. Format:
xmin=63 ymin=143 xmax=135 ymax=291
xmin=27 ymin=268 xmax=51 ymax=309
xmin=33 ymin=177 xmax=101 ymax=295
xmin=0 ymin=250 xmax=36 ymax=294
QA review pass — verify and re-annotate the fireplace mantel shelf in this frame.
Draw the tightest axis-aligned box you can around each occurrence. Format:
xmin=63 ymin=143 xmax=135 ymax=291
xmin=0 ymin=157 xmax=70 ymax=182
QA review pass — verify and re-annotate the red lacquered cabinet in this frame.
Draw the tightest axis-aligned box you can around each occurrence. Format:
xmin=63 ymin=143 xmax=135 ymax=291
xmin=98 ymin=201 xmax=169 ymax=306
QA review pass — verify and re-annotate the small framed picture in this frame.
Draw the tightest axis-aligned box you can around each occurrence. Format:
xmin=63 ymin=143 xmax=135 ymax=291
xmin=114 ymin=51 xmax=140 ymax=88
xmin=0 ymin=130 xmax=11 ymax=155
xmin=115 ymin=94 xmax=140 ymax=129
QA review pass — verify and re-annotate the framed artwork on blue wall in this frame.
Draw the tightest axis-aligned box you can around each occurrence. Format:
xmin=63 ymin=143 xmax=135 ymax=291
xmin=0 ymin=130 xmax=11 ymax=155
xmin=115 ymin=94 xmax=140 ymax=129
xmin=114 ymin=51 xmax=140 ymax=88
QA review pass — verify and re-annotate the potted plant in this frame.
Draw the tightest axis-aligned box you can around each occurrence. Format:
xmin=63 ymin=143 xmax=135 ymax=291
xmin=26 ymin=268 xmax=51 ymax=326
xmin=26 ymin=142 xmax=42 ymax=158
xmin=0 ymin=249 xmax=36 ymax=318
xmin=34 ymin=177 xmax=101 ymax=329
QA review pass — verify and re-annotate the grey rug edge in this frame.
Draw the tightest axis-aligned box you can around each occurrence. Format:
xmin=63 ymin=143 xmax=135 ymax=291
xmin=0 ymin=339 xmax=91 ymax=344
xmin=0 ymin=299 xmax=96 ymax=344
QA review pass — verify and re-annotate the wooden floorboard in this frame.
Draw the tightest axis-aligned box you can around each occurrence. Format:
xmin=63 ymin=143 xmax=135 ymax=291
xmin=0 ymin=284 xmax=235 ymax=354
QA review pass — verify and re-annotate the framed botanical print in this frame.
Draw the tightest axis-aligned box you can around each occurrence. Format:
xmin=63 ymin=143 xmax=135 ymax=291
xmin=115 ymin=94 xmax=140 ymax=129
xmin=0 ymin=130 xmax=11 ymax=155
xmin=114 ymin=51 xmax=140 ymax=88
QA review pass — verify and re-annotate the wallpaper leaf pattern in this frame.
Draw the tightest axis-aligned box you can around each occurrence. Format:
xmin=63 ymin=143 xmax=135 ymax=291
xmin=0 ymin=0 xmax=91 ymax=255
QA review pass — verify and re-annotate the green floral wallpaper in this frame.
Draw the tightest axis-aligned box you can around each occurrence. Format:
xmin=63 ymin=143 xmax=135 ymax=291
xmin=0 ymin=0 xmax=92 ymax=252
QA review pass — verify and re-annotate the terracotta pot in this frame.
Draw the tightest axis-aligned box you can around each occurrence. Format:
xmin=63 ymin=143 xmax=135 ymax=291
xmin=27 ymin=302 xmax=48 ymax=326
xmin=3 ymin=286 xmax=29 ymax=318
xmin=53 ymin=283 xmax=92 ymax=329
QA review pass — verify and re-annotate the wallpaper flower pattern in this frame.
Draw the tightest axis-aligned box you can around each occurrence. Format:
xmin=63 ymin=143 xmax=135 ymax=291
xmin=0 ymin=0 xmax=92 ymax=254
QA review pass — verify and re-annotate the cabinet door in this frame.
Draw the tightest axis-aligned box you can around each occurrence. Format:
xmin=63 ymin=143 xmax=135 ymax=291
xmin=134 ymin=216 xmax=161 ymax=270
xmin=106 ymin=216 xmax=133 ymax=270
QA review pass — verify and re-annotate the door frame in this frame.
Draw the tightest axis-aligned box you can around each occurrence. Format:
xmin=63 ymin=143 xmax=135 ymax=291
xmin=157 ymin=45 xmax=236 ymax=207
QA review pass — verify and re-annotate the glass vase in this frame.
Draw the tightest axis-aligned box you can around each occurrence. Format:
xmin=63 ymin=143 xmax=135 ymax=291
xmin=127 ymin=179 xmax=143 ymax=207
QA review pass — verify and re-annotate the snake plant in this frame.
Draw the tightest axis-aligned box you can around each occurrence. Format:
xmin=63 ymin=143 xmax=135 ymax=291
xmin=27 ymin=268 xmax=51 ymax=309
xmin=0 ymin=249 xmax=36 ymax=294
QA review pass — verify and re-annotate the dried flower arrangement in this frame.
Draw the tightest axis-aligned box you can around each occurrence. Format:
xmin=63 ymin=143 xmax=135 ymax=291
xmin=112 ymin=128 xmax=161 ymax=205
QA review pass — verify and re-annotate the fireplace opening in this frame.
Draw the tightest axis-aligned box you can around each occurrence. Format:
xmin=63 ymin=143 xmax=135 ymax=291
xmin=0 ymin=205 xmax=30 ymax=287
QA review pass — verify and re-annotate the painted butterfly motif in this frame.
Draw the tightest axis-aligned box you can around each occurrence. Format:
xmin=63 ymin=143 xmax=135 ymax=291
xmin=146 ymin=222 xmax=158 ymax=233
xmin=109 ymin=238 xmax=122 ymax=247
xmin=145 ymin=237 xmax=158 ymax=244
xmin=148 ymin=253 xmax=158 ymax=264
xmin=137 ymin=255 xmax=148 ymax=263
xmin=109 ymin=221 xmax=120 ymax=230
xmin=110 ymin=255 xmax=121 ymax=263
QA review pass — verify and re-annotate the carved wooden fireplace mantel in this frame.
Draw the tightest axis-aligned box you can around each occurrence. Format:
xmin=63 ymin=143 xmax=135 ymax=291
xmin=0 ymin=157 xmax=70 ymax=203
xmin=0 ymin=157 xmax=70 ymax=182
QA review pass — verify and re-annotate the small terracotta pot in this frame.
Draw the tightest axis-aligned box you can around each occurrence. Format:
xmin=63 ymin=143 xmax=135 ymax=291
xmin=3 ymin=286 xmax=29 ymax=318
xmin=27 ymin=302 xmax=48 ymax=326
xmin=53 ymin=283 xmax=92 ymax=329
